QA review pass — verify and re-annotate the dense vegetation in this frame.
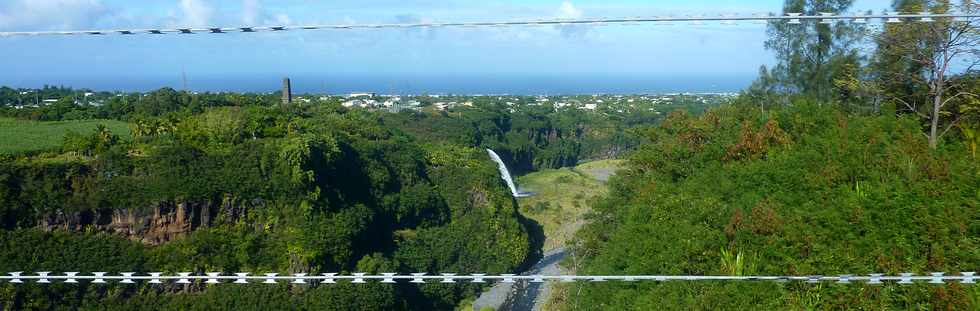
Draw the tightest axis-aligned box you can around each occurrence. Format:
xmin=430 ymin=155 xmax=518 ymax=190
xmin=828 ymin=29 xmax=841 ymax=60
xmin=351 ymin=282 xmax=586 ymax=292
xmin=567 ymin=102 xmax=980 ymax=309
xmin=0 ymin=84 xmax=679 ymax=309
xmin=0 ymin=104 xmax=533 ymax=310
xmin=385 ymin=102 xmax=649 ymax=174
xmin=0 ymin=79 xmax=667 ymax=310
xmin=0 ymin=87 xmax=674 ymax=174
xmin=0 ymin=86 xmax=281 ymax=122
xmin=564 ymin=0 xmax=980 ymax=308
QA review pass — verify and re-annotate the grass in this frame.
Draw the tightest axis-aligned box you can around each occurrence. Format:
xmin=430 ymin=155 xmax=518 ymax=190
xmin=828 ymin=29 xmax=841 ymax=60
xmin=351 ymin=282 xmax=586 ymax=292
xmin=515 ymin=160 xmax=623 ymax=310
xmin=515 ymin=160 xmax=622 ymax=252
xmin=541 ymin=282 xmax=572 ymax=311
xmin=0 ymin=117 xmax=130 ymax=155
xmin=573 ymin=159 xmax=625 ymax=182
xmin=574 ymin=159 xmax=625 ymax=171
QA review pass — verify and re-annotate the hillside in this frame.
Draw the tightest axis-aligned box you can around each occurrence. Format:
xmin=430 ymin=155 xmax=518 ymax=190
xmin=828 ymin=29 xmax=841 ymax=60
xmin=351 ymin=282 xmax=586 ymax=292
xmin=567 ymin=102 xmax=980 ymax=309
xmin=0 ymin=106 xmax=531 ymax=310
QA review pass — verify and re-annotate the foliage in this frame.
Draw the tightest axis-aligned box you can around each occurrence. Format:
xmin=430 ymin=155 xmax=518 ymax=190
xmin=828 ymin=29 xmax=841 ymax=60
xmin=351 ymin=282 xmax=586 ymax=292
xmin=385 ymin=102 xmax=651 ymax=174
xmin=761 ymin=0 xmax=864 ymax=102
xmin=566 ymin=103 xmax=980 ymax=310
xmin=0 ymin=85 xmax=285 ymax=122
xmin=754 ymin=0 xmax=980 ymax=149
xmin=960 ymin=123 xmax=979 ymax=158
xmin=719 ymin=248 xmax=756 ymax=277
xmin=871 ymin=0 xmax=980 ymax=148
xmin=0 ymin=104 xmax=532 ymax=309
xmin=62 ymin=124 xmax=121 ymax=156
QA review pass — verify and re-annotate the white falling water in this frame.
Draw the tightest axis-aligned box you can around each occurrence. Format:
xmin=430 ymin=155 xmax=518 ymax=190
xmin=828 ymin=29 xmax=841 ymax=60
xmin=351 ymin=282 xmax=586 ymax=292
xmin=486 ymin=149 xmax=530 ymax=198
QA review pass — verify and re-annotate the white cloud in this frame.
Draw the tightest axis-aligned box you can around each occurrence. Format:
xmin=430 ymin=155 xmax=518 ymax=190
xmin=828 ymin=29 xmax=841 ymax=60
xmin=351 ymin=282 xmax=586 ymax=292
xmin=239 ymin=0 xmax=292 ymax=26
xmin=553 ymin=1 xmax=591 ymax=38
xmin=0 ymin=0 xmax=109 ymax=31
xmin=475 ymin=0 xmax=601 ymax=44
xmin=557 ymin=1 xmax=583 ymax=19
xmin=177 ymin=0 xmax=213 ymax=27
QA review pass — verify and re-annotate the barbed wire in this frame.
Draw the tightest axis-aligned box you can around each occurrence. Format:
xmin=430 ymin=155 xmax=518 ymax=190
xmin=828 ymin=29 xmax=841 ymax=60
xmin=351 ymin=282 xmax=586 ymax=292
xmin=1 ymin=272 xmax=976 ymax=285
xmin=1 ymin=12 xmax=978 ymax=38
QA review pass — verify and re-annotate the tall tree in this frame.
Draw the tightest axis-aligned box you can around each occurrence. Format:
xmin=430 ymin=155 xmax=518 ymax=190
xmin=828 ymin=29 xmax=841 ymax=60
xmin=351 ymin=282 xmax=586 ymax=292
xmin=763 ymin=0 xmax=864 ymax=102
xmin=873 ymin=0 xmax=980 ymax=148
xmin=745 ymin=65 xmax=782 ymax=113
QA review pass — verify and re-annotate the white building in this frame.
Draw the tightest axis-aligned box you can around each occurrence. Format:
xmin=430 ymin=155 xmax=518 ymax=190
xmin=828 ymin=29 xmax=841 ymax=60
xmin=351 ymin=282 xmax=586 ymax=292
xmin=347 ymin=93 xmax=375 ymax=98
xmin=342 ymin=100 xmax=363 ymax=108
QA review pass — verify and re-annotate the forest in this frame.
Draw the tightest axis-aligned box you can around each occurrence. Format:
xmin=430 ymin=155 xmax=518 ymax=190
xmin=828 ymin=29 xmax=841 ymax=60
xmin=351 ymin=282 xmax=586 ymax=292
xmin=384 ymin=102 xmax=652 ymax=174
xmin=0 ymin=102 xmax=538 ymax=309
xmin=0 ymin=80 xmax=650 ymax=309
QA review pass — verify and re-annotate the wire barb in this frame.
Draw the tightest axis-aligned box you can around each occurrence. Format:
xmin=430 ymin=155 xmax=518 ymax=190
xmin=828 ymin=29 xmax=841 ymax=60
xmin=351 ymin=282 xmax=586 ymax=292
xmin=0 ymin=272 xmax=978 ymax=285
xmin=1 ymin=12 xmax=978 ymax=37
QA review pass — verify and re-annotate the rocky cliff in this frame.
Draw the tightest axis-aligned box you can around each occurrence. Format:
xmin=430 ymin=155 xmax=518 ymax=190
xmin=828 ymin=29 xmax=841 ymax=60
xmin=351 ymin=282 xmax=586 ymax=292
xmin=37 ymin=196 xmax=260 ymax=245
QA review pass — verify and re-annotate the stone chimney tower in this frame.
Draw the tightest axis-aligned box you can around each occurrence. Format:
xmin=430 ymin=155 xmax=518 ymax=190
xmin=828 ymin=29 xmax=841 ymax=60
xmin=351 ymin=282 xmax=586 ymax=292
xmin=282 ymin=77 xmax=292 ymax=105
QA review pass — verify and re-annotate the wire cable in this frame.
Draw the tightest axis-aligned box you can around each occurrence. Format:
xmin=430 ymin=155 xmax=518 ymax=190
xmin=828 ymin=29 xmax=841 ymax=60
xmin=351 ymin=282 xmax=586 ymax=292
xmin=1 ymin=12 xmax=977 ymax=37
xmin=1 ymin=271 xmax=976 ymax=285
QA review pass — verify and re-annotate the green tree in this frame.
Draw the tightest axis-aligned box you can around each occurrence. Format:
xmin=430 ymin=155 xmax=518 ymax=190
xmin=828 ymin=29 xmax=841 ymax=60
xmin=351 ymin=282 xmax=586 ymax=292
xmin=745 ymin=65 xmax=783 ymax=113
xmin=872 ymin=0 xmax=980 ymax=148
xmin=62 ymin=124 xmax=120 ymax=156
xmin=763 ymin=0 xmax=864 ymax=102
xmin=136 ymin=88 xmax=183 ymax=116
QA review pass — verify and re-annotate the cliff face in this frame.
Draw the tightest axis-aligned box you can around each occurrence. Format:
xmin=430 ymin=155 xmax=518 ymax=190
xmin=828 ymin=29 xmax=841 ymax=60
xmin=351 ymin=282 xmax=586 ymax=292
xmin=38 ymin=197 xmax=259 ymax=245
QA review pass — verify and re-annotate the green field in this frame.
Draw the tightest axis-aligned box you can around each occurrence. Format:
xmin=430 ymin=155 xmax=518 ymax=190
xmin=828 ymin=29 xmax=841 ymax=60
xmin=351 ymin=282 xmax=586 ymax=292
xmin=0 ymin=118 xmax=130 ymax=155
xmin=515 ymin=160 xmax=623 ymax=251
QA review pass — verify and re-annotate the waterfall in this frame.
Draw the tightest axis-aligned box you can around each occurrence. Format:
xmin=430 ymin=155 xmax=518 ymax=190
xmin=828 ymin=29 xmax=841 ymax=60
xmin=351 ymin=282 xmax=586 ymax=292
xmin=486 ymin=149 xmax=530 ymax=198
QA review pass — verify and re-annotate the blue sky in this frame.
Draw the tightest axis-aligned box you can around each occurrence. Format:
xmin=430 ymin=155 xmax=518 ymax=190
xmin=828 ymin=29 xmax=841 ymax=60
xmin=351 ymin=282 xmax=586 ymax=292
xmin=0 ymin=0 xmax=894 ymax=93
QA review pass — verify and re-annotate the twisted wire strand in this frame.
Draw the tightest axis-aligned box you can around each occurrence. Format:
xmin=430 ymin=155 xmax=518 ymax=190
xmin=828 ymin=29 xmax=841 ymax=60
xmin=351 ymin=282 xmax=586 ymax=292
xmin=1 ymin=272 xmax=976 ymax=285
xmin=1 ymin=12 xmax=978 ymax=37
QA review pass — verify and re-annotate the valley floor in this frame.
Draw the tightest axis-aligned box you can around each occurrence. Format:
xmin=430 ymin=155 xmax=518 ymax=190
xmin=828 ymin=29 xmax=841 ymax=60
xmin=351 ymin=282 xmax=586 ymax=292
xmin=470 ymin=160 xmax=623 ymax=311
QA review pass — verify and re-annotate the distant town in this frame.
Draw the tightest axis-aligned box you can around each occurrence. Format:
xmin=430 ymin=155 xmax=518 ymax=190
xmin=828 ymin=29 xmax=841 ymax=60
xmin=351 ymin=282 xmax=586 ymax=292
xmin=1 ymin=85 xmax=737 ymax=116
xmin=332 ymin=92 xmax=737 ymax=114
xmin=0 ymin=87 xmax=738 ymax=114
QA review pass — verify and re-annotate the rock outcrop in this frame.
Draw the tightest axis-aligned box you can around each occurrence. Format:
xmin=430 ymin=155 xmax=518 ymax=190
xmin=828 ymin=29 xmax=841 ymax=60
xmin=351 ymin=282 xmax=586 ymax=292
xmin=38 ymin=196 xmax=261 ymax=244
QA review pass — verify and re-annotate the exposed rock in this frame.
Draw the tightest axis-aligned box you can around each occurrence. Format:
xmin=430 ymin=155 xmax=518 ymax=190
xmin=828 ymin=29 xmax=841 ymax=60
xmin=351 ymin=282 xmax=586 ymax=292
xmin=38 ymin=196 xmax=259 ymax=245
